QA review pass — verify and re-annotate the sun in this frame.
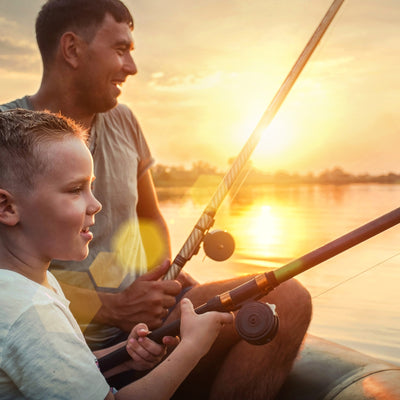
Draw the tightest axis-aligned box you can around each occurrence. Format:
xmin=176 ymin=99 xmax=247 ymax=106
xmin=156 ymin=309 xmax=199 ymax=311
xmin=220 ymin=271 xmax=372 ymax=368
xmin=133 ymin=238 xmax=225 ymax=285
xmin=256 ymin=116 xmax=294 ymax=157
xmin=238 ymin=113 xmax=296 ymax=173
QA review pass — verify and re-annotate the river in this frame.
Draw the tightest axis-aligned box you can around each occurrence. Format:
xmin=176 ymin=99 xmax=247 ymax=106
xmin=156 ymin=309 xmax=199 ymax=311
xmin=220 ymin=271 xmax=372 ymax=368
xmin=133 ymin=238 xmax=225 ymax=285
xmin=157 ymin=183 xmax=400 ymax=366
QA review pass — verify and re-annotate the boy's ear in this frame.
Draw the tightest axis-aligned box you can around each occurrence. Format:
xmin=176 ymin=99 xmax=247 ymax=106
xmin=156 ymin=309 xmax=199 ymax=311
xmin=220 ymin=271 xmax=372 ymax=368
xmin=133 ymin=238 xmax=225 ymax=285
xmin=0 ymin=189 xmax=19 ymax=226
xmin=59 ymin=31 xmax=84 ymax=69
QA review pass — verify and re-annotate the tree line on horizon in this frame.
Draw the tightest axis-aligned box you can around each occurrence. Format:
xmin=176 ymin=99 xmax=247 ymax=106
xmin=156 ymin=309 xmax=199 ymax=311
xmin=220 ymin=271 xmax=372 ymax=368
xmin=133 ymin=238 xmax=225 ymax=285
xmin=151 ymin=162 xmax=400 ymax=187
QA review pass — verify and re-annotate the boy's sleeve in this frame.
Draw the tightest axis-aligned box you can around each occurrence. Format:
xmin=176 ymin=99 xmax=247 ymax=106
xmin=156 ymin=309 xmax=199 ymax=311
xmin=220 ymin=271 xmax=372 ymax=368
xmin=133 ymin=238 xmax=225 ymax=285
xmin=2 ymin=304 xmax=111 ymax=400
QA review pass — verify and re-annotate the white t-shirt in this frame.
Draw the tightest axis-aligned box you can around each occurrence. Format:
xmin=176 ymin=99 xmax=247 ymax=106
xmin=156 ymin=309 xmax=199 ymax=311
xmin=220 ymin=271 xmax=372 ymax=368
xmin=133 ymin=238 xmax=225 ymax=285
xmin=1 ymin=97 xmax=155 ymax=347
xmin=0 ymin=270 xmax=110 ymax=400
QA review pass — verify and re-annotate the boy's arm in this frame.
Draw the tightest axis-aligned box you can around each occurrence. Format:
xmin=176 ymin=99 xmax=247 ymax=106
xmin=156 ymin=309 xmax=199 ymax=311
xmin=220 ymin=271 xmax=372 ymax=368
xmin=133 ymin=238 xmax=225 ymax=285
xmin=107 ymin=339 xmax=203 ymax=400
xmin=106 ymin=299 xmax=233 ymax=400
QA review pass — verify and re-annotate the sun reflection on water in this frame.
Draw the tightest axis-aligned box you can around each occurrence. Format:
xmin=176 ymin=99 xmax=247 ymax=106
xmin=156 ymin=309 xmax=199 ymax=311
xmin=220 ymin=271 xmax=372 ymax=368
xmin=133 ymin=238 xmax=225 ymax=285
xmin=160 ymin=183 xmax=400 ymax=366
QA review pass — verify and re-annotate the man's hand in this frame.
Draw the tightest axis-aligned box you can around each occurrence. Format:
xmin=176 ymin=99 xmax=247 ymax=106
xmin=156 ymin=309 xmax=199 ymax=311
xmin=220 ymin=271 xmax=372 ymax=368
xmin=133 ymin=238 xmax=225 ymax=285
xmin=175 ymin=269 xmax=199 ymax=288
xmin=97 ymin=260 xmax=182 ymax=331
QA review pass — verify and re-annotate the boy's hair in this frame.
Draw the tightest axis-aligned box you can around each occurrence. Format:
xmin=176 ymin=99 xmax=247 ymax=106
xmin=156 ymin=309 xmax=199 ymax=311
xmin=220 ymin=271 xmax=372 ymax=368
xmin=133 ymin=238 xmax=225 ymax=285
xmin=0 ymin=108 xmax=87 ymax=192
xmin=36 ymin=0 xmax=134 ymax=65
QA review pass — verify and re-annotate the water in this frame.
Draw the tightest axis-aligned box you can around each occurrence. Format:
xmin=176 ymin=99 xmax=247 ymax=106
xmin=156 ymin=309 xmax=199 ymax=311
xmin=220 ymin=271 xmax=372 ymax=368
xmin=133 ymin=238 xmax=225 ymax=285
xmin=157 ymin=183 xmax=400 ymax=366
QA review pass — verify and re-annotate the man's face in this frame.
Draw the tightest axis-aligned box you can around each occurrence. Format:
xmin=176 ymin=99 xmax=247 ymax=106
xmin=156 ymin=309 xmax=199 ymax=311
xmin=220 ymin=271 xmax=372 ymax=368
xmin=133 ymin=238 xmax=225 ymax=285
xmin=75 ymin=13 xmax=137 ymax=113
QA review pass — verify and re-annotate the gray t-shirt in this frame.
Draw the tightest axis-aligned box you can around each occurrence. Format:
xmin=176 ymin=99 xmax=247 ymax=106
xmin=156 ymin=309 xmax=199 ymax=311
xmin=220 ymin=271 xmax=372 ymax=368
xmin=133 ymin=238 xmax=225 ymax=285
xmin=0 ymin=270 xmax=110 ymax=399
xmin=1 ymin=98 xmax=155 ymax=346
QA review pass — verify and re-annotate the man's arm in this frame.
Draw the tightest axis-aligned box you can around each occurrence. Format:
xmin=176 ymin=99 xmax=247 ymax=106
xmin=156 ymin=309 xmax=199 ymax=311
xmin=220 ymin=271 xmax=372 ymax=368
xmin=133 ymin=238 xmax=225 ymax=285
xmin=137 ymin=170 xmax=198 ymax=287
xmin=136 ymin=169 xmax=172 ymax=265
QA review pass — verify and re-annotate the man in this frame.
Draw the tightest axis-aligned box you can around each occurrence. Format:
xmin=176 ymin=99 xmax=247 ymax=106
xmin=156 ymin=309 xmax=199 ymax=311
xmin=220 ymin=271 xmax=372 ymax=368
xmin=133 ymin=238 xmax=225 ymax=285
xmin=1 ymin=1 xmax=312 ymax=398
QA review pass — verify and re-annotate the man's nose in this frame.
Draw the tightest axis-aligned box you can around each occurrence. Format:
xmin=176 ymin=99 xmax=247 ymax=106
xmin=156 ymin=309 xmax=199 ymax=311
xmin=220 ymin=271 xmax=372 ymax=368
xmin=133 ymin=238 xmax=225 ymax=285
xmin=124 ymin=54 xmax=137 ymax=76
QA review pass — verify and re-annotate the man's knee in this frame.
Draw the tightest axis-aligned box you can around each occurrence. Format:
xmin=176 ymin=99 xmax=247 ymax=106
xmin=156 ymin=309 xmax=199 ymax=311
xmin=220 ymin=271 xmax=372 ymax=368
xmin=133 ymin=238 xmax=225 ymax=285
xmin=267 ymin=278 xmax=311 ymax=310
xmin=169 ymin=274 xmax=312 ymax=332
xmin=263 ymin=278 xmax=312 ymax=342
xmin=286 ymin=278 xmax=311 ymax=306
xmin=185 ymin=274 xmax=311 ymax=311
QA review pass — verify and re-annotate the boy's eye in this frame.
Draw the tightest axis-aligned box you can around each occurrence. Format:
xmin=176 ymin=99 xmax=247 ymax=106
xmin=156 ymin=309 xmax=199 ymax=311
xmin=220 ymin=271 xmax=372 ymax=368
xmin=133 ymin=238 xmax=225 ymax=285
xmin=70 ymin=186 xmax=82 ymax=194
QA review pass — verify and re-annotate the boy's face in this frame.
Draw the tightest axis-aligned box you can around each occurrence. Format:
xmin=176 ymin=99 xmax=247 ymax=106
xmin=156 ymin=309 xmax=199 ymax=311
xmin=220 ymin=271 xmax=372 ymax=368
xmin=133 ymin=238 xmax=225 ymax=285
xmin=17 ymin=137 xmax=101 ymax=262
xmin=75 ymin=13 xmax=137 ymax=113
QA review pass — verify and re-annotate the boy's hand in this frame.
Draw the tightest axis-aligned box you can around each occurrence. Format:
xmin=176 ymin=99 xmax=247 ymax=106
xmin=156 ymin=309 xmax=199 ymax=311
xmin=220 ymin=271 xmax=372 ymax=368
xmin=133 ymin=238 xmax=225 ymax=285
xmin=125 ymin=323 xmax=166 ymax=370
xmin=179 ymin=298 xmax=234 ymax=358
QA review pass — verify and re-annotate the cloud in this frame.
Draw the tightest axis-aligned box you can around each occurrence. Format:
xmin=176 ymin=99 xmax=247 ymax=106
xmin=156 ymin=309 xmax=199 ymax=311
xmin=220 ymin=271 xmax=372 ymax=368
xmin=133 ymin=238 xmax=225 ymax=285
xmin=0 ymin=36 xmax=40 ymax=73
xmin=148 ymin=71 xmax=237 ymax=92
xmin=0 ymin=16 xmax=18 ymax=33
xmin=0 ymin=4 xmax=42 ymax=75
xmin=0 ymin=36 xmax=36 ymax=55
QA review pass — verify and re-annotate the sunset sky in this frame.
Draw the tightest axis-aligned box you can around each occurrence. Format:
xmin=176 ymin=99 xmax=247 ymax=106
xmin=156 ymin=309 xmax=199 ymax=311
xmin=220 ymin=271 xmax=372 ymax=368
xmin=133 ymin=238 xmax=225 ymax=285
xmin=0 ymin=0 xmax=399 ymax=175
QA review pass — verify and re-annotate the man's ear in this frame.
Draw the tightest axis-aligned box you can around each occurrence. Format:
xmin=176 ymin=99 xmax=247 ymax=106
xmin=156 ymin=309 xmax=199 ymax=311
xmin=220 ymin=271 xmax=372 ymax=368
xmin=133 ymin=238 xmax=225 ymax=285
xmin=0 ymin=189 xmax=19 ymax=226
xmin=59 ymin=31 xmax=85 ymax=69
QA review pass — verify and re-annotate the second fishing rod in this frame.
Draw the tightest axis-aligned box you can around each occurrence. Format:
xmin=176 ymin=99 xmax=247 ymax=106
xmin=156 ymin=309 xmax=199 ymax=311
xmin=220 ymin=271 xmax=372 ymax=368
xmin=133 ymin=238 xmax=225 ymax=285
xmin=98 ymin=205 xmax=400 ymax=373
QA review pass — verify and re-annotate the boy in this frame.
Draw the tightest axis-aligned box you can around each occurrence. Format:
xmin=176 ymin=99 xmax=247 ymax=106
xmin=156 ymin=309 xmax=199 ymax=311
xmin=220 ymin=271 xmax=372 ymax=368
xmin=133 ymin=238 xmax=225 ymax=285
xmin=0 ymin=109 xmax=232 ymax=399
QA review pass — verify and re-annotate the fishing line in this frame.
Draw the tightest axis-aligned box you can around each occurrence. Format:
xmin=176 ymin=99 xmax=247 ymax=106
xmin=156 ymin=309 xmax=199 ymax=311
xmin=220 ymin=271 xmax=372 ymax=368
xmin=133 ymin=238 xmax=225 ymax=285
xmin=312 ymin=250 xmax=400 ymax=299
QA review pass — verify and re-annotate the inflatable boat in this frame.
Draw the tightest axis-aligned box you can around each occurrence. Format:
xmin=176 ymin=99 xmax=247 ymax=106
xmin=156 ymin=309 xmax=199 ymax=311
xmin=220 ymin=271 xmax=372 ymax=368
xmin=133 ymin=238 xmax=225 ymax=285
xmin=276 ymin=334 xmax=400 ymax=400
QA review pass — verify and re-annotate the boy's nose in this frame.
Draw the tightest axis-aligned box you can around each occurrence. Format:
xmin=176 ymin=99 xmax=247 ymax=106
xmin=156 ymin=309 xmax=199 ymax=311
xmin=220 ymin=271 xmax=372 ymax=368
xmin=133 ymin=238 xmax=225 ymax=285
xmin=89 ymin=196 xmax=102 ymax=215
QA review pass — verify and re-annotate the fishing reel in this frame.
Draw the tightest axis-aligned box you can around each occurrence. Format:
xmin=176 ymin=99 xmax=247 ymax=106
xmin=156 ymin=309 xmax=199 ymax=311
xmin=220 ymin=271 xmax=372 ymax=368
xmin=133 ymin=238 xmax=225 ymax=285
xmin=235 ymin=301 xmax=279 ymax=345
xmin=203 ymin=229 xmax=235 ymax=261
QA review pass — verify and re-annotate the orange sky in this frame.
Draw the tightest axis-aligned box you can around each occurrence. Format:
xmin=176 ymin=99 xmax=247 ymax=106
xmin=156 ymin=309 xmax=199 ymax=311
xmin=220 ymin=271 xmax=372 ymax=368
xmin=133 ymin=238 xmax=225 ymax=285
xmin=1 ymin=0 xmax=399 ymax=175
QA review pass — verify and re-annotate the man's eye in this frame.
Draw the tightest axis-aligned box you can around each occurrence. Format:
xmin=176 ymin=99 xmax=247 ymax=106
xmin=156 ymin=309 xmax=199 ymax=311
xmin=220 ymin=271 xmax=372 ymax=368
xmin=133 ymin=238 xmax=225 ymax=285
xmin=71 ymin=187 xmax=82 ymax=194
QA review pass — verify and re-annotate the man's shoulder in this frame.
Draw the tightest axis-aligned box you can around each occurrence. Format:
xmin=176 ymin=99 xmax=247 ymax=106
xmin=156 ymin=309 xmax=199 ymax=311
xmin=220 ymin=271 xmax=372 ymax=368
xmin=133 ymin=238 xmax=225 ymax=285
xmin=98 ymin=103 xmax=140 ymax=130
xmin=104 ymin=103 xmax=136 ymax=120
xmin=0 ymin=96 xmax=31 ymax=111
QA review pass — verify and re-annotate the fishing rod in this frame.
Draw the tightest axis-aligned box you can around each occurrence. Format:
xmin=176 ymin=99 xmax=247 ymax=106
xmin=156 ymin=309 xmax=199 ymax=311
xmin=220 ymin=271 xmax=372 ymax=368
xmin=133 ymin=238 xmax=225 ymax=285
xmin=163 ymin=0 xmax=346 ymax=281
xmin=98 ymin=206 xmax=400 ymax=373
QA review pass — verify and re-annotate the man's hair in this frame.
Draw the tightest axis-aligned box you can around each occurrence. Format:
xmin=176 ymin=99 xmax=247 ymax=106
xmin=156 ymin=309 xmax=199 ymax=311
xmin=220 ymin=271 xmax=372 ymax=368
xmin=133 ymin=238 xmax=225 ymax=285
xmin=36 ymin=0 xmax=134 ymax=65
xmin=0 ymin=109 xmax=87 ymax=192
